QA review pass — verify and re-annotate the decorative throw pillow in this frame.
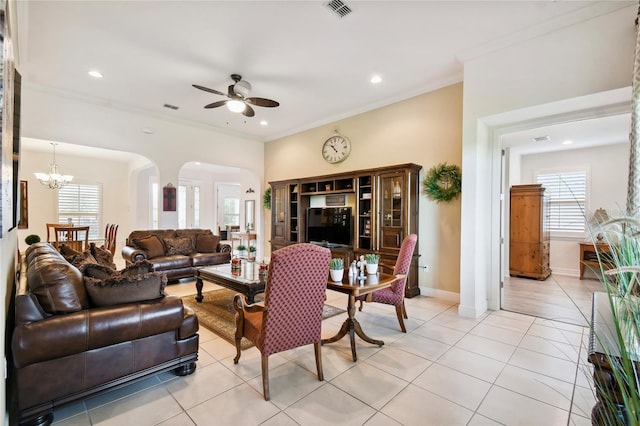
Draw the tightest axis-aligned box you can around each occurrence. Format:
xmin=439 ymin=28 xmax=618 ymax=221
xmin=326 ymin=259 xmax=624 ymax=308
xmin=163 ymin=237 xmax=194 ymax=256
xmin=195 ymin=234 xmax=220 ymax=253
xmin=83 ymin=260 xmax=154 ymax=281
xmin=89 ymin=242 xmax=115 ymax=268
xmin=58 ymin=244 xmax=98 ymax=271
xmin=84 ymin=272 xmax=167 ymax=307
xmin=133 ymin=235 xmax=165 ymax=259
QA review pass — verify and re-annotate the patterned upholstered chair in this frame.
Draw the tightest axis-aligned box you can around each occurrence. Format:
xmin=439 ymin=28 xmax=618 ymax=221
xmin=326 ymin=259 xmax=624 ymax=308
xmin=357 ymin=234 xmax=417 ymax=332
xmin=233 ymin=243 xmax=331 ymax=400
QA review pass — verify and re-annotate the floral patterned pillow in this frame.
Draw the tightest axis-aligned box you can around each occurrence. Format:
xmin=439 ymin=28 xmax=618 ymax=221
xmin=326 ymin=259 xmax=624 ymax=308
xmin=163 ymin=237 xmax=194 ymax=256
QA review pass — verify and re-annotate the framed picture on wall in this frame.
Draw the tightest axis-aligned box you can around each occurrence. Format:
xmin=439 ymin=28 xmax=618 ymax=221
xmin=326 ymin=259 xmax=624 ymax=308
xmin=163 ymin=184 xmax=176 ymax=211
xmin=18 ymin=179 xmax=27 ymax=229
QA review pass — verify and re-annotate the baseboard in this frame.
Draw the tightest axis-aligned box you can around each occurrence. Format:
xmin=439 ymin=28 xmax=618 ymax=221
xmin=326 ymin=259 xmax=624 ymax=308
xmin=418 ymin=286 xmax=459 ymax=303
xmin=549 ymin=267 xmax=578 ymax=277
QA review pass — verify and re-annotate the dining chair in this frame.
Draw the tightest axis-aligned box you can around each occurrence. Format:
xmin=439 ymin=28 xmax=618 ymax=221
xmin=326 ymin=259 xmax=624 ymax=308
xmin=46 ymin=223 xmax=68 ymax=243
xmin=54 ymin=226 xmax=90 ymax=252
xmin=357 ymin=234 xmax=417 ymax=332
xmin=104 ymin=223 xmax=119 ymax=255
xmin=233 ymin=243 xmax=331 ymax=400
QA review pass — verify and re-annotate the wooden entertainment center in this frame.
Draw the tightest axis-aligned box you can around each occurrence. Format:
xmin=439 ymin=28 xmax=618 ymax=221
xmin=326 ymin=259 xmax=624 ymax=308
xmin=269 ymin=163 xmax=422 ymax=297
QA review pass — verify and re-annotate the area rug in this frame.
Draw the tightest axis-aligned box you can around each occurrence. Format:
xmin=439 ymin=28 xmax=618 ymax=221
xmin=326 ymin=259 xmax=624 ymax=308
xmin=182 ymin=288 xmax=345 ymax=350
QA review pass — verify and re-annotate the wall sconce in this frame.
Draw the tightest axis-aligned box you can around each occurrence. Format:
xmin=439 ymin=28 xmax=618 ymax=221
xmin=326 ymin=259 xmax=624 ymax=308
xmin=246 ymin=188 xmax=255 ymax=193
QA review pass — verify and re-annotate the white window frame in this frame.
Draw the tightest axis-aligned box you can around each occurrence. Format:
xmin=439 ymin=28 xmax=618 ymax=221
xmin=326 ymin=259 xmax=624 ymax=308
xmin=57 ymin=181 xmax=103 ymax=241
xmin=150 ymin=180 xmax=159 ymax=230
xmin=535 ymin=166 xmax=589 ymax=240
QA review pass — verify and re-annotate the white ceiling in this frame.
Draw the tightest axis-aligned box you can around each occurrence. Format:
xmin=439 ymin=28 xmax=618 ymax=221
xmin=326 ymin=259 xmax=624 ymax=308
xmin=15 ymin=0 xmax=631 ymax=146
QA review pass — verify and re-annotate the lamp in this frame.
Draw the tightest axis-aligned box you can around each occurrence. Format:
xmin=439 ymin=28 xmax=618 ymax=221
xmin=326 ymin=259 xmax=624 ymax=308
xmin=227 ymin=99 xmax=246 ymax=113
xmin=34 ymin=143 xmax=73 ymax=189
xmin=590 ymin=208 xmax=610 ymax=243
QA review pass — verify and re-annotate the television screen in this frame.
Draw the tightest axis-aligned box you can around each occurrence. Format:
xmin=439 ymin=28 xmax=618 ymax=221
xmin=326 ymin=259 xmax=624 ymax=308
xmin=306 ymin=207 xmax=352 ymax=247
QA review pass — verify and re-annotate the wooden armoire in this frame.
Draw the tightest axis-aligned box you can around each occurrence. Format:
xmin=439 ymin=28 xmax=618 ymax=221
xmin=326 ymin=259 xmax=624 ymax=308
xmin=509 ymin=184 xmax=551 ymax=280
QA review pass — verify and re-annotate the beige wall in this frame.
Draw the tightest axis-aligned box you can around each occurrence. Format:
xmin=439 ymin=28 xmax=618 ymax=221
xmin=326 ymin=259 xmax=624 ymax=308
xmin=265 ymin=83 xmax=463 ymax=297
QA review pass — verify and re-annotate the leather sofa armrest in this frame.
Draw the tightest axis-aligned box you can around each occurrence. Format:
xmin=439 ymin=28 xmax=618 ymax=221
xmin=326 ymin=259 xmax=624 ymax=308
xmin=15 ymin=294 xmax=48 ymax=324
xmin=122 ymin=245 xmax=148 ymax=264
xmin=218 ymin=243 xmax=231 ymax=254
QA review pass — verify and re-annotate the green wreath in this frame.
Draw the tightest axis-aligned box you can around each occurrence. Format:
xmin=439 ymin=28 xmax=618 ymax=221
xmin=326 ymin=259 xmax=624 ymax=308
xmin=422 ymin=163 xmax=462 ymax=203
xmin=263 ymin=187 xmax=271 ymax=210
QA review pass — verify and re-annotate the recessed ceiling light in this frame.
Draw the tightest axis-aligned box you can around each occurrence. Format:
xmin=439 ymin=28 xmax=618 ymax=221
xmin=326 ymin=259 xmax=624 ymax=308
xmin=142 ymin=128 xmax=154 ymax=134
xmin=88 ymin=70 xmax=103 ymax=79
xmin=562 ymin=140 xmax=573 ymax=145
xmin=194 ymin=162 xmax=201 ymax=166
xmin=370 ymin=75 xmax=382 ymax=84
xmin=260 ymin=120 xmax=268 ymax=126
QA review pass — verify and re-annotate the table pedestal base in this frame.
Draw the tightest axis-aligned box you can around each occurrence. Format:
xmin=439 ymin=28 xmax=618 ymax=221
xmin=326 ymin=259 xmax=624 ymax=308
xmin=321 ymin=295 xmax=384 ymax=361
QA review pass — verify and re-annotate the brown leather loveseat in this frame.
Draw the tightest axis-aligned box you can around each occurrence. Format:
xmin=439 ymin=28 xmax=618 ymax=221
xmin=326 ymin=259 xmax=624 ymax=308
xmin=121 ymin=229 xmax=231 ymax=281
xmin=11 ymin=243 xmax=199 ymax=426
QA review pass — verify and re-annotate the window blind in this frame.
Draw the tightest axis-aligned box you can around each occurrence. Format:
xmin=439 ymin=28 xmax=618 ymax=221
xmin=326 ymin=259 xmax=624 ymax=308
xmin=58 ymin=183 xmax=102 ymax=240
xmin=536 ymin=171 xmax=586 ymax=233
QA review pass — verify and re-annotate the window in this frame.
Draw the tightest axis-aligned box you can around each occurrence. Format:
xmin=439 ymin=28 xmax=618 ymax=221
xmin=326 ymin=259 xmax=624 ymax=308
xmin=58 ymin=182 xmax=102 ymax=240
xmin=223 ymin=198 xmax=240 ymax=226
xmin=536 ymin=169 xmax=587 ymax=237
xmin=151 ymin=182 xmax=159 ymax=229
xmin=178 ymin=181 xmax=201 ymax=229
xmin=178 ymin=184 xmax=187 ymax=228
xmin=193 ymin=186 xmax=200 ymax=228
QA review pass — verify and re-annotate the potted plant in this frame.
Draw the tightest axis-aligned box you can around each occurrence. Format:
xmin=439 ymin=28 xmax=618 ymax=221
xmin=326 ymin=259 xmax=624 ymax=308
xmin=249 ymin=245 xmax=257 ymax=258
xmin=236 ymin=244 xmax=247 ymax=257
xmin=364 ymin=253 xmax=380 ymax=274
xmin=587 ymin=215 xmax=640 ymax=425
xmin=25 ymin=234 xmax=41 ymax=245
xmin=329 ymin=258 xmax=344 ymax=282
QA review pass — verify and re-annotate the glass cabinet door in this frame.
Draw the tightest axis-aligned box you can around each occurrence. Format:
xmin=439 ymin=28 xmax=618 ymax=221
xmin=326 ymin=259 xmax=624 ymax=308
xmin=379 ymin=173 xmax=405 ymax=249
xmin=272 ymin=184 xmax=287 ymax=241
xmin=381 ymin=175 xmax=403 ymax=227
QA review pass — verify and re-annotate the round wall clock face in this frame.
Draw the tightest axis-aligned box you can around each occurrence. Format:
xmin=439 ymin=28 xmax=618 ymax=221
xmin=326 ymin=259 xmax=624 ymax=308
xmin=322 ymin=135 xmax=351 ymax=164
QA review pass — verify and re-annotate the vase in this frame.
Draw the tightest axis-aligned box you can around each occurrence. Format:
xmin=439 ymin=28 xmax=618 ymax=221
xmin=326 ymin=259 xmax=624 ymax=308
xmin=330 ymin=269 xmax=344 ymax=282
xmin=366 ymin=263 xmax=378 ymax=274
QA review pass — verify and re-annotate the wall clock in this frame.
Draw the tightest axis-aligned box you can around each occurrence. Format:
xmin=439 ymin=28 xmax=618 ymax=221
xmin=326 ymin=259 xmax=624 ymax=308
xmin=322 ymin=134 xmax=351 ymax=164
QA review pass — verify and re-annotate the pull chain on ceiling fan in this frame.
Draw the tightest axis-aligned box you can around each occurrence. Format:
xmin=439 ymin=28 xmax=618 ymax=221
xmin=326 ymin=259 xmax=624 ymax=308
xmin=193 ymin=74 xmax=280 ymax=117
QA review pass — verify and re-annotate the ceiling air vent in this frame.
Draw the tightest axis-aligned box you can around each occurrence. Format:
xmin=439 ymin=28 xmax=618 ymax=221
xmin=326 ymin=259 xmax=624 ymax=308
xmin=532 ymin=136 xmax=550 ymax=142
xmin=325 ymin=0 xmax=352 ymax=18
xmin=163 ymin=103 xmax=179 ymax=110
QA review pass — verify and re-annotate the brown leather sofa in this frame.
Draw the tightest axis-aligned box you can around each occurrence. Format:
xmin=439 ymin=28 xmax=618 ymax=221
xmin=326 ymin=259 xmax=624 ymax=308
xmin=11 ymin=243 xmax=199 ymax=426
xmin=121 ymin=229 xmax=231 ymax=281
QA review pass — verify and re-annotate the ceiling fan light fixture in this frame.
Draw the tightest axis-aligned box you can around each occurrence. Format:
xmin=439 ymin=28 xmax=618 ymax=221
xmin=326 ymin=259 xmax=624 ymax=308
xmin=233 ymin=80 xmax=252 ymax=98
xmin=227 ymin=100 xmax=246 ymax=113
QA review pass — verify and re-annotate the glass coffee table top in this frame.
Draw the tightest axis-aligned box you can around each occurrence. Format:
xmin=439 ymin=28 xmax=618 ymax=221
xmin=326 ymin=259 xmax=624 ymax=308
xmin=200 ymin=261 xmax=264 ymax=284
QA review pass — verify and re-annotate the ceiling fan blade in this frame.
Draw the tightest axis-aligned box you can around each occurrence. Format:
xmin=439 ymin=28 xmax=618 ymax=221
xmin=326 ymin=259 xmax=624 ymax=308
xmin=245 ymin=97 xmax=280 ymax=108
xmin=192 ymin=84 xmax=227 ymax=97
xmin=204 ymin=100 xmax=227 ymax=109
xmin=242 ymin=104 xmax=256 ymax=117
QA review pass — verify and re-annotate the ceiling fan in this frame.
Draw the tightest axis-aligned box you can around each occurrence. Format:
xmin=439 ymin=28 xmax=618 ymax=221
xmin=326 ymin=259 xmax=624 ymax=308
xmin=192 ymin=74 xmax=280 ymax=117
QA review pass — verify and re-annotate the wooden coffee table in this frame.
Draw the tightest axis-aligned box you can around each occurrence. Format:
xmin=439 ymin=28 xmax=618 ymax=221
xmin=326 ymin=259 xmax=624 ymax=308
xmin=195 ymin=262 xmax=266 ymax=304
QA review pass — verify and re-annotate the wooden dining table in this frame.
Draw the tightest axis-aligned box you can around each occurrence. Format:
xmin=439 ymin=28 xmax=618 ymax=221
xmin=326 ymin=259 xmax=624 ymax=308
xmin=322 ymin=271 xmax=400 ymax=362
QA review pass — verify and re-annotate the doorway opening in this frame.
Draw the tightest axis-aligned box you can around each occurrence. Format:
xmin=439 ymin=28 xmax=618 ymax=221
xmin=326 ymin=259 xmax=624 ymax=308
xmin=485 ymin=88 xmax=631 ymax=326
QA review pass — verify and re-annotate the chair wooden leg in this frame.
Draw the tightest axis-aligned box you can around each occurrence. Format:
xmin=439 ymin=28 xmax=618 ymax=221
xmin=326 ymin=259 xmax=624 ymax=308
xmin=395 ymin=305 xmax=407 ymax=333
xmin=358 ymin=299 xmax=364 ymax=311
xmin=261 ymin=354 xmax=270 ymax=401
xmin=314 ymin=342 xmax=324 ymax=381
xmin=402 ymin=301 xmax=408 ymax=319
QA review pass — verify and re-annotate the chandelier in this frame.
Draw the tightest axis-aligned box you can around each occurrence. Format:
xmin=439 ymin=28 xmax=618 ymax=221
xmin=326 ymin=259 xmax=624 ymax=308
xmin=34 ymin=143 xmax=73 ymax=189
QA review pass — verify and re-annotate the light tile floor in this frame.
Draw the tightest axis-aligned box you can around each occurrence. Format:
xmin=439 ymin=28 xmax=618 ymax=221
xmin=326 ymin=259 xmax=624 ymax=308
xmin=51 ymin=279 xmax=595 ymax=426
